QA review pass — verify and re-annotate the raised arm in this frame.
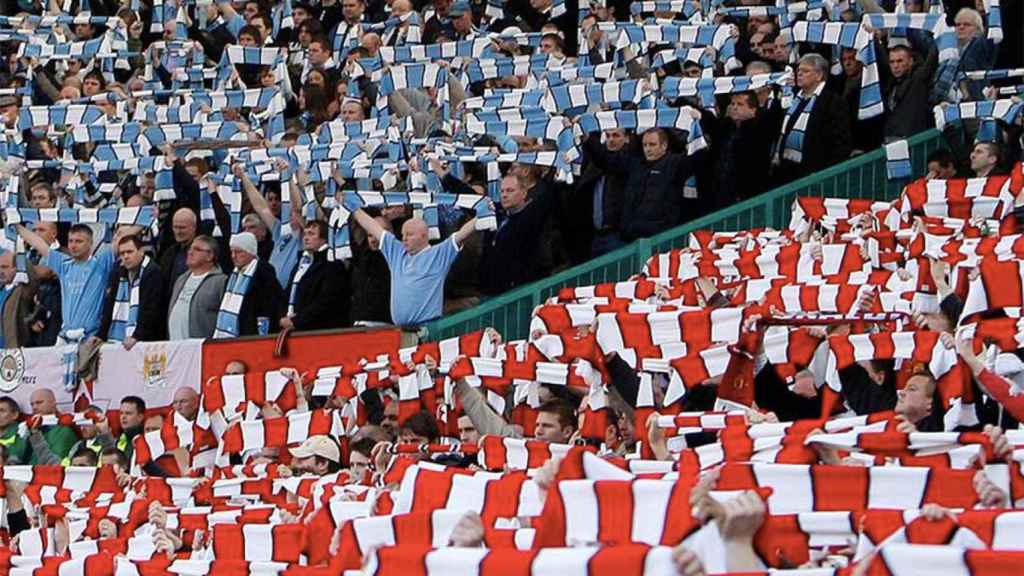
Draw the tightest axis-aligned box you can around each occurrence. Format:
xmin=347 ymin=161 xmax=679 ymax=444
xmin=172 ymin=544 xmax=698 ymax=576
xmin=351 ymin=207 xmax=386 ymax=244
xmin=233 ymin=163 xmax=278 ymax=229
xmin=16 ymin=224 xmax=51 ymax=257
xmin=287 ymin=164 xmax=309 ymax=228
xmin=451 ymin=216 xmax=478 ymax=248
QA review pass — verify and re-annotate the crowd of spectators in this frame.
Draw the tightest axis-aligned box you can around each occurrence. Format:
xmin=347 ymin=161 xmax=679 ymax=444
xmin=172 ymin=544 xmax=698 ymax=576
xmin=0 ymin=0 xmax=1019 ymax=349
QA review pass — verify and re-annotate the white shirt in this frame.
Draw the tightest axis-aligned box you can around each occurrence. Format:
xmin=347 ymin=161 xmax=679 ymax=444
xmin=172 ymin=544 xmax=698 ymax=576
xmin=168 ymin=271 xmax=210 ymax=340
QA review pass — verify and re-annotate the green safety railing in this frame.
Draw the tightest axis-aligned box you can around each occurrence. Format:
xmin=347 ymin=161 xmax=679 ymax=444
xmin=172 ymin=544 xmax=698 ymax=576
xmin=422 ymin=129 xmax=946 ymax=342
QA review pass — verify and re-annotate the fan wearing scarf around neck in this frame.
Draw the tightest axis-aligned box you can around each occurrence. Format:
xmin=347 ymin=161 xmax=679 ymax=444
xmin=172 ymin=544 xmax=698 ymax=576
xmin=279 ymin=219 xmax=351 ymax=332
xmin=214 ymin=232 xmax=287 ymax=339
xmin=98 ymin=235 xmax=167 ymax=349
xmin=771 ymin=53 xmax=853 ymax=186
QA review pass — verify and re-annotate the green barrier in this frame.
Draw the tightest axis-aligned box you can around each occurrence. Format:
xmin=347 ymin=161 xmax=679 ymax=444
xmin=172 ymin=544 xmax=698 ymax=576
xmin=423 ymin=129 xmax=946 ymax=342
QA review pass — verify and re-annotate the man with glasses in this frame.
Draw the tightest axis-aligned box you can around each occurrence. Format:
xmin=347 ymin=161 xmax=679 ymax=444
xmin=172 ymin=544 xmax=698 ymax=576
xmin=167 ymin=236 xmax=228 ymax=339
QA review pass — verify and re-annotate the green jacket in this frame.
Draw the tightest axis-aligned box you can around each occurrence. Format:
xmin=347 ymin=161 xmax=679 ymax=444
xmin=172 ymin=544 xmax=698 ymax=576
xmin=28 ymin=425 xmax=78 ymax=464
xmin=0 ymin=424 xmax=30 ymax=464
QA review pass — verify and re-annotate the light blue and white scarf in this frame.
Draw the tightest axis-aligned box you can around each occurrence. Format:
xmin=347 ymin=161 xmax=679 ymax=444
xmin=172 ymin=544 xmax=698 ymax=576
xmin=108 ymin=255 xmax=152 ymax=343
xmin=776 ymin=87 xmax=819 ymax=164
xmin=287 ymin=245 xmax=326 ymax=315
xmin=214 ymin=258 xmax=259 ymax=339
xmin=787 ymin=21 xmax=881 ymax=119
xmin=885 ymin=140 xmax=913 ymax=180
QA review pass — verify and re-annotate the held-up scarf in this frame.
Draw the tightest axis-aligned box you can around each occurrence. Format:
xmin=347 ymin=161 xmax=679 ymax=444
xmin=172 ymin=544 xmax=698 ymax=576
xmin=213 ymin=258 xmax=258 ymax=339
xmin=108 ymin=256 xmax=151 ymax=343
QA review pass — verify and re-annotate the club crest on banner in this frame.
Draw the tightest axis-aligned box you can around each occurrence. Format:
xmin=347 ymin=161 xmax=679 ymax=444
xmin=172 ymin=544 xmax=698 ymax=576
xmin=143 ymin=346 xmax=170 ymax=389
xmin=0 ymin=348 xmax=25 ymax=392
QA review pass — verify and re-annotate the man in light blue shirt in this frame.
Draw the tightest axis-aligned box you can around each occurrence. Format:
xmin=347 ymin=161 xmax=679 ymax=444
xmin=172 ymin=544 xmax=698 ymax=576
xmin=350 ymin=201 xmax=477 ymax=326
xmin=17 ymin=223 xmax=119 ymax=342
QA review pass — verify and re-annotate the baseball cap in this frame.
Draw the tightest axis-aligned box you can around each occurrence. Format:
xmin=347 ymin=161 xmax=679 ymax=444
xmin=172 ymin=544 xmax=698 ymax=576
xmin=450 ymin=0 xmax=471 ymax=16
xmin=289 ymin=435 xmax=341 ymax=463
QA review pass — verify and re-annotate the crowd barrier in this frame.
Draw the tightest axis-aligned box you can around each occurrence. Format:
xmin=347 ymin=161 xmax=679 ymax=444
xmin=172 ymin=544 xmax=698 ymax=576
xmin=421 ymin=128 xmax=946 ymax=341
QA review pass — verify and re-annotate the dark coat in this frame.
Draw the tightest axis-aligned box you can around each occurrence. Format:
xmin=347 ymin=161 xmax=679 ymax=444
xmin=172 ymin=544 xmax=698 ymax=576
xmin=479 ymin=181 xmax=556 ymax=295
xmin=707 ymin=114 xmax=775 ymax=207
xmin=584 ymin=135 xmax=700 ymax=241
xmin=879 ymin=38 xmax=938 ymax=141
xmin=772 ymin=86 xmax=853 ymax=183
xmin=97 ymin=261 xmax=168 ymax=342
xmin=287 ymin=249 xmax=351 ymax=331
xmin=349 ymin=247 xmax=391 ymax=324
xmin=235 ymin=260 xmax=285 ymax=337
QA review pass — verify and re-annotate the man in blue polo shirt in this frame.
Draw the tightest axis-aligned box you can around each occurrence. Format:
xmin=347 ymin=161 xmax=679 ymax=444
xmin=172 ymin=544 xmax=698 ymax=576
xmin=17 ymin=223 xmax=119 ymax=343
xmin=349 ymin=200 xmax=477 ymax=326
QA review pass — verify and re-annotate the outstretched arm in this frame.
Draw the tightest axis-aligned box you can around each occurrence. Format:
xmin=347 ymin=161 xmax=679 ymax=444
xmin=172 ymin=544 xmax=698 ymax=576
xmin=351 ymin=207 xmax=386 ymax=244
xmin=234 ymin=163 xmax=278 ymax=230
xmin=451 ymin=217 xmax=478 ymax=248
xmin=16 ymin=224 xmax=50 ymax=257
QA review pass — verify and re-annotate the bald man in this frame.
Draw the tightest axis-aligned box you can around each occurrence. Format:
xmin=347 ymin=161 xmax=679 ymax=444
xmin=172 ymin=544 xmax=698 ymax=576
xmin=349 ymin=201 xmax=477 ymax=325
xmin=159 ymin=208 xmax=199 ymax=293
xmin=383 ymin=0 xmax=414 ymax=45
xmin=360 ymin=33 xmax=382 ymax=58
xmin=172 ymin=387 xmax=200 ymax=421
xmin=26 ymin=389 xmax=77 ymax=464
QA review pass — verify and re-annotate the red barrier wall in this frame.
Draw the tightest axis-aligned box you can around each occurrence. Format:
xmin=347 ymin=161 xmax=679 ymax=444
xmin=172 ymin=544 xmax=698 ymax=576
xmin=201 ymin=327 xmax=402 ymax=381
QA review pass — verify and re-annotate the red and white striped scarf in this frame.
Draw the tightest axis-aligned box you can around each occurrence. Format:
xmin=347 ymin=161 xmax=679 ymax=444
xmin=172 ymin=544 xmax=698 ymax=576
xmin=131 ymin=412 xmax=218 ymax=474
xmin=960 ymin=256 xmax=1024 ymax=323
xmin=897 ymin=175 xmax=1018 ymax=228
xmin=2 ymin=466 xmax=121 ymax=507
xmin=856 ymin=509 xmax=1024 ymax=562
xmin=333 ymin=509 xmax=532 ymax=572
xmin=217 ymin=409 xmax=345 ymax=459
xmin=823 ymin=331 xmax=975 ymax=429
xmin=362 ymin=544 xmax=679 ymax=576
xmin=867 ymin=543 xmax=1024 ymax=576
xmin=713 ymin=462 xmax=997 ymax=513
xmin=476 ymin=437 xmax=574 ymax=472
xmin=790 ymin=196 xmax=896 ymax=236
xmin=689 ymin=228 xmax=795 ymax=251
xmin=210 ymin=523 xmax=307 ymax=563
xmin=390 ymin=463 xmax=542 ymax=521
xmin=201 ymin=370 xmax=301 ymax=422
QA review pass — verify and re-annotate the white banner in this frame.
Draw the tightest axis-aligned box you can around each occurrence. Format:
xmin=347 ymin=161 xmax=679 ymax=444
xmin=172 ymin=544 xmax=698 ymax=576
xmin=93 ymin=339 xmax=204 ymax=409
xmin=0 ymin=347 xmax=74 ymax=409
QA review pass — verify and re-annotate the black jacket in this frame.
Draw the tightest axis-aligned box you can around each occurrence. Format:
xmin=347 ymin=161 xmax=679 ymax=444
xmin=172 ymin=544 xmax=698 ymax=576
xmin=157 ymin=242 xmax=189 ymax=298
xmin=584 ymin=135 xmax=699 ymax=241
xmin=287 ymin=249 xmax=351 ymax=331
xmin=479 ymin=180 xmax=556 ymax=295
xmin=235 ymin=260 xmax=285 ymax=337
xmin=772 ymin=86 xmax=853 ymax=183
xmin=350 ymin=244 xmax=392 ymax=324
xmin=754 ymin=365 xmax=823 ymax=423
xmin=878 ymin=38 xmax=939 ymax=141
xmin=707 ymin=114 xmax=775 ymax=208
xmin=98 ymin=261 xmax=168 ymax=342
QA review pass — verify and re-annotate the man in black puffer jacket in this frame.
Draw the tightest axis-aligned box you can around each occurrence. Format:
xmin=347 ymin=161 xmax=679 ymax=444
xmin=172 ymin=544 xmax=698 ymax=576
xmin=582 ymin=126 xmax=701 ymax=242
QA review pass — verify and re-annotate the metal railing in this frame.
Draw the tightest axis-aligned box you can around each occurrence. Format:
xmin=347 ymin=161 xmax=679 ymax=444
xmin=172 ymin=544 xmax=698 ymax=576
xmin=422 ymin=129 xmax=946 ymax=342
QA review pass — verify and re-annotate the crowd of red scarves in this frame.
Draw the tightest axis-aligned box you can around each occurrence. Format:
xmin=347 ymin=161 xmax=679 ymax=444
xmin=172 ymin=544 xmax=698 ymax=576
xmin=4 ymin=165 xmax=1024 ymax=575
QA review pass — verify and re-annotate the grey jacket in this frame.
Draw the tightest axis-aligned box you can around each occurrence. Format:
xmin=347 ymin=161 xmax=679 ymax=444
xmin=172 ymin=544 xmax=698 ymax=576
xmin=168 ymin=270 xmax=228 ymax=339
xmin=454 ymin=378 xmax=521 ymax=438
